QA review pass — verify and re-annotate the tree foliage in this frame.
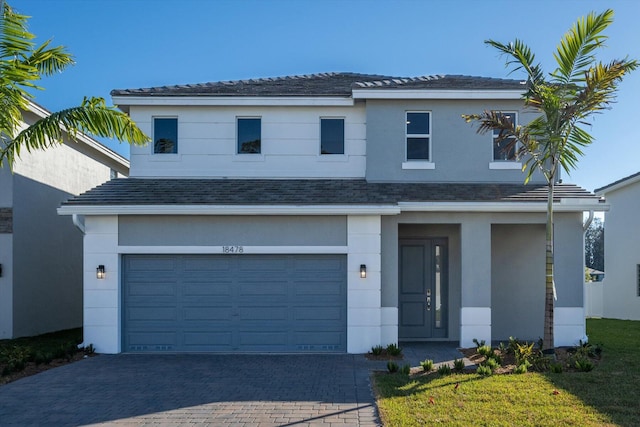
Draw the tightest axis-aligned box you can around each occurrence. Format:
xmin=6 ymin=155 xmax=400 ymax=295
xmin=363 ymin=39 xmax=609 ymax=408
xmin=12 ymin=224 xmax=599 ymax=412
xmin=0 ymin=2 xmax=149 ymax=167
xmin=463 ymin=9 xmax=636 ymax=350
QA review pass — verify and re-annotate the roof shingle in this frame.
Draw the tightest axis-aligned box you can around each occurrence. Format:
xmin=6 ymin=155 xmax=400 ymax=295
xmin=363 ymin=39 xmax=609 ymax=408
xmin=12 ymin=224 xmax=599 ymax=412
xmin=61 ymin=179 xmax=597 ymax=206
xmin=110 ymin=72 xmax=526 ymax=97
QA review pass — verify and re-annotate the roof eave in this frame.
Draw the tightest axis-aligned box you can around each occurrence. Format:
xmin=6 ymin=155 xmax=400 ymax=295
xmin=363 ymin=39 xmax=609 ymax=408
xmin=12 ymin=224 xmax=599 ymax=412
xmin=352 ymin=89 xmax=525 ymax=100
xmin=111 ymin=95 xmax=355 ymax=107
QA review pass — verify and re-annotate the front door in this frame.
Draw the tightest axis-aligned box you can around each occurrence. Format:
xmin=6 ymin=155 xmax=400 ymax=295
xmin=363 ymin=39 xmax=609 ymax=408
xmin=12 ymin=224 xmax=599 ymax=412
xmin=399 ymin=238 xmax=448 ymax=340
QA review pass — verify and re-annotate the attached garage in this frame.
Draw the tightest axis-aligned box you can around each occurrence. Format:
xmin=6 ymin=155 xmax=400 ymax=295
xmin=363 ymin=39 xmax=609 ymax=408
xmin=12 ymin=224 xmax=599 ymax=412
xmin=122 ymin=254 xmax=347 ymax=353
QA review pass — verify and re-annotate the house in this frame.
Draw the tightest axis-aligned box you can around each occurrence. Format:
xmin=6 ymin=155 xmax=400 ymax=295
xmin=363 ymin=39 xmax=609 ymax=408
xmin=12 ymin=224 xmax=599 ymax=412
xmin=594 ymin=172 xmax=640 ymax=320
xmin=0 ymin=101 xmax=129 ymax=339
xmin=57 ymin=73 xmax=603 ymax=353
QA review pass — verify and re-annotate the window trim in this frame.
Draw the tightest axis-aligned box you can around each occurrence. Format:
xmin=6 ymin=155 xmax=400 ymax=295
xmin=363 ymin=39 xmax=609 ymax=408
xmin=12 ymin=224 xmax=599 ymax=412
xmin=236 ymin=116 xmax=262 ymax=155
xmin=405 ymin=111 xmax=432 ymax=163
xmin=319 ymin=117 xmax=346 ymax=156
xmin=152 ymin=116 xmax=178 ymax=155
xmin=491 ymin=111 xmax=519 ymax=162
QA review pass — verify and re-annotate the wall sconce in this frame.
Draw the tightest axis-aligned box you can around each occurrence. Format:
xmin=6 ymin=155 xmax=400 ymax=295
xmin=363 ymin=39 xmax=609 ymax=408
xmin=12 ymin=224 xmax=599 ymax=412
xmin=0 ymin=264 xmax=2 ymax=277
xmin=360 ymin=264 xmax=367 ymax=279
xmin=96 ymin=265 xmax=105 ymax=279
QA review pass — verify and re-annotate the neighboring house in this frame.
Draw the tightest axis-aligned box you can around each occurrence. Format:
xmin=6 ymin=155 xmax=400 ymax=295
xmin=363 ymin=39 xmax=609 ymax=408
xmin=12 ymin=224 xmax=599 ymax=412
xmin=58 ymin=73 xmax=603 ymax=354
xmin=594 ymin=172 xmax=640 ymax=320
xmin=0 ymin=101 xmax=129 ymax=339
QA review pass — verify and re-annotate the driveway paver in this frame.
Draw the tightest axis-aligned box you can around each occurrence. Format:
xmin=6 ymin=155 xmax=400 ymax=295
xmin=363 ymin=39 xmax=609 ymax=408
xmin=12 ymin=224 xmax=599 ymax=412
xmin=0 ymin=354 xmax=380 ymax=426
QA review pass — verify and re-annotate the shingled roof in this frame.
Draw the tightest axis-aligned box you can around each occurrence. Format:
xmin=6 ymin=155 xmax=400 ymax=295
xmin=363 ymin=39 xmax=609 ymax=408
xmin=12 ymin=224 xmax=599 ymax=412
xmin=110 ymin=72 xmax=526 ymax=97
xmin=62 ymin=179 xmax=597 ymax=206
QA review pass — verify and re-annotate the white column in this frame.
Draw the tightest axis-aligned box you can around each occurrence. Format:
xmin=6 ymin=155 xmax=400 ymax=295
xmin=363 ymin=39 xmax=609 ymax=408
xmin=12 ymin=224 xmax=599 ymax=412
xmin=83 ymin=216 xmax=120 ymax=353
xmin=347 ymin=215 xmax=382 ymax=353
xmin=459 ymin=219 xmax=492 ymax=347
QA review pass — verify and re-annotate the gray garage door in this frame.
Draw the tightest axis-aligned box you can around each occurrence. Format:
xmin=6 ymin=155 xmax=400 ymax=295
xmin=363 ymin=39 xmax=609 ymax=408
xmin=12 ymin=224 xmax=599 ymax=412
xmin=122 ymin=254 xmax=347 ymax=352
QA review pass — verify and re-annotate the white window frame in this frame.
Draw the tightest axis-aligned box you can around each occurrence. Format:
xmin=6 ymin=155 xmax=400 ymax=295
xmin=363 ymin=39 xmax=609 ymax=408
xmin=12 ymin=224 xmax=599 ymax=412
xmin=151 ymin=116 xmax=180 ymax=159
xmin=489 ymin=111 xmax=521 ymax=169
xmin=236 ymin=116 xmax=262 ymax=156
xmin=402 ymin=111 xmax=434 ymax=170
xmin=319 ymin=117 xmax=346 ymax=156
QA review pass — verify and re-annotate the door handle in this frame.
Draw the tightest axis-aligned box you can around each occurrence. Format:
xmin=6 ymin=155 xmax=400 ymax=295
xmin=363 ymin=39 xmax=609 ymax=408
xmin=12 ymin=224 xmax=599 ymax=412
xmin=426 ymin=296 xmax=431 ymax=311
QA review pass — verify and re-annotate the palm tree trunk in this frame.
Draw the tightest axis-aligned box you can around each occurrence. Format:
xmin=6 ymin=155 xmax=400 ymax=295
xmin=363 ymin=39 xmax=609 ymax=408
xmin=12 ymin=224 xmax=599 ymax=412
xmin=543 ymin=178 xmax=555 ymax=353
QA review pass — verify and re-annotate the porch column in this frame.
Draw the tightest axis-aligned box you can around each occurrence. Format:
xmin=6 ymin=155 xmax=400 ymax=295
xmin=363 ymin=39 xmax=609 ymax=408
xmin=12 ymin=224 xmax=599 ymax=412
xmin=460 ymin=219 xmax=492 ymax=347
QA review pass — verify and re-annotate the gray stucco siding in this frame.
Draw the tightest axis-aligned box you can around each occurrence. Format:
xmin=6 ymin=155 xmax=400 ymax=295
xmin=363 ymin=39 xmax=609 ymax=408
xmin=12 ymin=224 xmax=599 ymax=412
xmin=365 ymin=99 xmax=543 ymax=183
xmin=553 ymin=212 xmax=585 ymax=307
xmin=119 ymin=215 xmax=347 ymax=246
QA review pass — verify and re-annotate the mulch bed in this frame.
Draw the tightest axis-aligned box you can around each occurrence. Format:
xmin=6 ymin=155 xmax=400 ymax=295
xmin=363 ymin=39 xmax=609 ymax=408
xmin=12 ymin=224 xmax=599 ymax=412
xmin=0 ymin=352 xmax=95 ymax=386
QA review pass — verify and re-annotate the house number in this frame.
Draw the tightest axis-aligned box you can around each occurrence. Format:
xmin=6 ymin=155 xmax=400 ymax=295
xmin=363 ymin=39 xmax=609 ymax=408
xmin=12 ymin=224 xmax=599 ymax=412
xmin=222 ymin=246 xmax=244 ymax=254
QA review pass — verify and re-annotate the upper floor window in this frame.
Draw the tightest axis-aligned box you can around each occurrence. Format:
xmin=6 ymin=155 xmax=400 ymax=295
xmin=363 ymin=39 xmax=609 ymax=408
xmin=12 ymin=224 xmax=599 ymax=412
xmin=153 ymin=118 xmax=178 ymax=154
xmin=492 ymin=112 xmax=518 ymax=161
xmin=406 ymin=112 xmax=431 ymax=161
xmin=320 ymin=118 xmax=345 ymax=155
xmin=237 ymin=117 xmax=261 ymax=154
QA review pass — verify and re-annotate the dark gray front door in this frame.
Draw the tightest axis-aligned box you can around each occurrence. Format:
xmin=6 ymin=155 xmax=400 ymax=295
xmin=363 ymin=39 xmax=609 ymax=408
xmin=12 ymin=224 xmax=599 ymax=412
xmin=399 ymin=239 xmax=448 ymax=340
xmin=122 ymin=254 xmax=346 ymax=353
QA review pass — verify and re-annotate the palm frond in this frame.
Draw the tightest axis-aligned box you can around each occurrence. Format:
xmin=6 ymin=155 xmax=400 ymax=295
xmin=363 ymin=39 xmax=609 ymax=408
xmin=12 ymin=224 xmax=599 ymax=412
xmin=551 ymin=9 xmax=613 ymax=85
xmin=24 ymin=39 xmax=75 ymax=76
xmin=1 ymin=97 xmax=150 ymax=165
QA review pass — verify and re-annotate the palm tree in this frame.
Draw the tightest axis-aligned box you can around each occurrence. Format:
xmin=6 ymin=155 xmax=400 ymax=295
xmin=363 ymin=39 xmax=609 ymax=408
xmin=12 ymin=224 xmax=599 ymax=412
xmin=464 ymin=9 xmax=636 ymax=352
xmin=0 ymin=2 xmax=148 ymax=168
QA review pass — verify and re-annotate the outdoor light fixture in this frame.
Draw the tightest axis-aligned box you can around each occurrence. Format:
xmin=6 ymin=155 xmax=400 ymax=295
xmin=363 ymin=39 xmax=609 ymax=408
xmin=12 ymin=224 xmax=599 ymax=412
xmin=96 ymin=265 xmax=105 ymax=279
xmin=0 ymin=264 xmax=2 ymax=277
xmin=360 ymin=264 xmax=367 ymax=278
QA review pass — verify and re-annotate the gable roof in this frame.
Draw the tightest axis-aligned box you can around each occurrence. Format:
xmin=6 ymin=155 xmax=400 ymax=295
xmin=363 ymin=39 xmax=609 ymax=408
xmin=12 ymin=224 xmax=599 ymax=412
xmin=110 ymin=72 xmax=526 ymax=98
xmin=594 ymin=170 xmax=640 ymax=195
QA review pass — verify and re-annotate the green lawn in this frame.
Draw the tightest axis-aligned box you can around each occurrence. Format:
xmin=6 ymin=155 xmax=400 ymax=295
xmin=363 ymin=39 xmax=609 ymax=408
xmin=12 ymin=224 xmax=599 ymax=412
xmin=374 ymin=319 xmax=640 ymax=426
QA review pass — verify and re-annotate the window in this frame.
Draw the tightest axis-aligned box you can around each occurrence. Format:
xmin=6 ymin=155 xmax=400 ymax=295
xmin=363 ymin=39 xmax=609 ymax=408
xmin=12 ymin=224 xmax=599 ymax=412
xmin=492 ymin=112 xmax=517 ymax=161
xmin=320 ymin=118 xmax=344 ymax=154
xmin=153 ymin=118 xmax=178 ymax=154
xmin=406 ymin=112 xmax=430 ymax=161
xmin=237 ymin=118 xmax=261 ymax=154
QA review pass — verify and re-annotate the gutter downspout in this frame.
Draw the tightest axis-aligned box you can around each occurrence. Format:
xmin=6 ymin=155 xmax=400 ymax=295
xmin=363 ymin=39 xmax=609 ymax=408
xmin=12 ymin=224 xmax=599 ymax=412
xmin=72 ymin=214 xmax=85 ymax=234
xmin=583 ymin=210 xmax=594 ymax=232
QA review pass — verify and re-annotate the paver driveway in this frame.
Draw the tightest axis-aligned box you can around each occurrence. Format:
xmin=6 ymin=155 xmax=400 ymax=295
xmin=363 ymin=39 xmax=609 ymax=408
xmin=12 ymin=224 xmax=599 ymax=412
xmin=0 ymin=354 xmax=381 ymax=426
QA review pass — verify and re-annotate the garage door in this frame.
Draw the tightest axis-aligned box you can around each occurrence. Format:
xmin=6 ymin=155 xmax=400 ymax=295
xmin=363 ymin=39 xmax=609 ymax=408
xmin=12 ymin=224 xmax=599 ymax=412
xmin=122 ymin=254 xmax=347 ymax=352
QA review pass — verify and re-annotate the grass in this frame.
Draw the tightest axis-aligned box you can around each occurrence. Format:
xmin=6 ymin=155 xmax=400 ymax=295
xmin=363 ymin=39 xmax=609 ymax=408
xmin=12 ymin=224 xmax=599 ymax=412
xmin=373 ymin=319 xmax=640 ymax=427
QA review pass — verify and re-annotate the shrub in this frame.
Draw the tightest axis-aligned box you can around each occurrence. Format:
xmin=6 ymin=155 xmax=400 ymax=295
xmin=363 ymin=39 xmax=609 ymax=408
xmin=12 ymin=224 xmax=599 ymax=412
xmin=84 ymin=344 xmax=96 ymax=355
xmin=477 ymin=345 xmax=493 ymax=357
xmin=400 ymin=364 xmax=411 ymax=376
xmin=472 ymin=338 xmax=486 ymax=348
xmin=420 ymin=359 xmax=434 ymax=372
xmin=386 ymin=343 xmax=402 ymax=357
xmin=437 ymin=364 xmax=452 ymax=376
xmin=0 ymin=345 xmax=31 ymax=376
xmin=476 ymin=364 xmax=492 ymax=376
xmin=387 ymin=361 xmax=399 ymax=373
xmin=575 ymin=358 xmax=594 ymax=372
xmin=453 ymin=358 xmax=466 ymax=373
xmin=550 ymin=362 xmax=563 ymax=373
xmin=484 ymin=357 xmax=499 ymax=372
xmin=370 ymin=345 xmax=384 ymax=356
xmin=514 ymin=342 xmax=535 ymax=365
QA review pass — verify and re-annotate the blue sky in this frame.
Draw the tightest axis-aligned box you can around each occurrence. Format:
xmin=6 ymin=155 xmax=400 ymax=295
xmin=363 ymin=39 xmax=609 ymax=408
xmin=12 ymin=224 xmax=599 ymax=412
xmin=11 ymin=0 xmax=640 ymax=192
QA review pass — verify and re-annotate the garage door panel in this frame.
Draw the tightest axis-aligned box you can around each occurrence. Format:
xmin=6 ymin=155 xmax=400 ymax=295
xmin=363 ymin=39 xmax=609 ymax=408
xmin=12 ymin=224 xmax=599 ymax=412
xmin=238 ymin=281 xmax=287 ymax=296
xmin=128 ymin=306 xmax=178 ymax=322
xmin=182 ymin=281 xmax=233 ymax=297
xmin=127 ymin=256 xmax=178 ymax=272
xmin=127 ymin=281 xmax=177 ymax=297
xmin=294 ymin=307 xmax=343 ymax=321
xmin=183 ymin=306 xmax=233 ymax=321
xmin=183 ymin=256 xmax=232 ymax=272
xmin=123 ymin=254 xmax=346 ymax=353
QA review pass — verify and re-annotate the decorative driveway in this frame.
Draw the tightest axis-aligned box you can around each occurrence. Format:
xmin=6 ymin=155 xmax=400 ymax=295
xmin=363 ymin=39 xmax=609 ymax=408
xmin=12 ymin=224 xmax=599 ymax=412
xmin=0 ymin=354 xmax=381 ymax=426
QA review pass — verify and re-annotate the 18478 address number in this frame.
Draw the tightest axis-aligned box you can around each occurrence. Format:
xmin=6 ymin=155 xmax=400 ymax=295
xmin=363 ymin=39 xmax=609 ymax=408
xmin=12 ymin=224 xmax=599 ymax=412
xmin=222 ymin=246 xmax=244 ymax=254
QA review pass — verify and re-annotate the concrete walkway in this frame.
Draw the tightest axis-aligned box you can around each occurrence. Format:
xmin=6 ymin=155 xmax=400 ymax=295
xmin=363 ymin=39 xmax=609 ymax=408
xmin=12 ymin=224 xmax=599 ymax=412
xmin=0 ymin=343 xmax=464 ymax=426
